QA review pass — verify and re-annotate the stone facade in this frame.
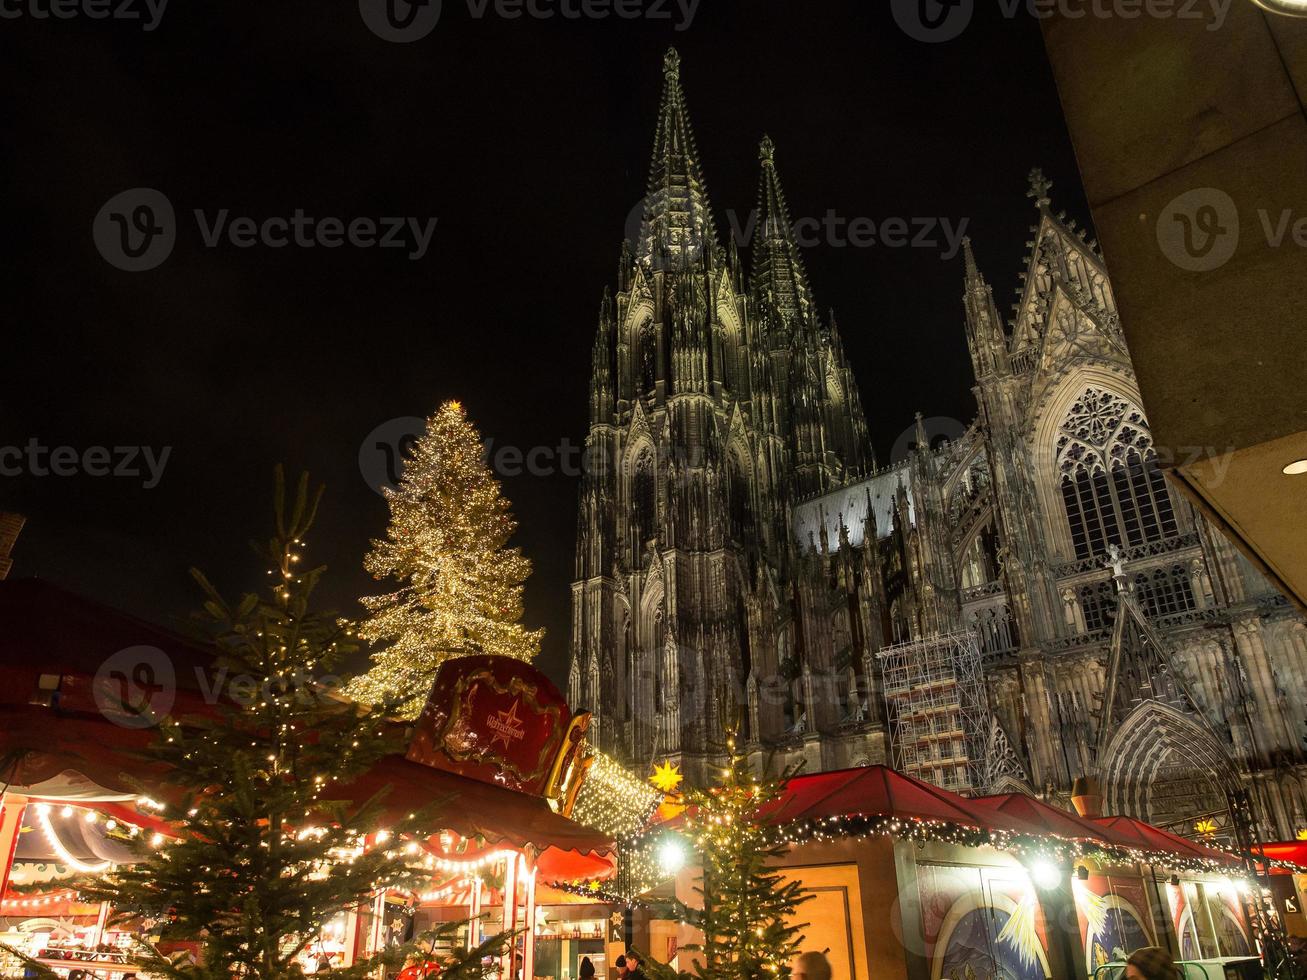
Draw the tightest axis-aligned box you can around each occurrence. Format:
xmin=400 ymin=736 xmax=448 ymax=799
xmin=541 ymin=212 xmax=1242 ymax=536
xmin=568 ymin=49 xmax=1307 ymax=840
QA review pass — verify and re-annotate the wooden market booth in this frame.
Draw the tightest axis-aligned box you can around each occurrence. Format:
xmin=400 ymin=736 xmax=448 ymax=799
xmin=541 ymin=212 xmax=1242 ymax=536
xmin=0 ymin=580 xmax=615 ymax=979
xmin=644 ymin=765 xmax=1255 ymax=980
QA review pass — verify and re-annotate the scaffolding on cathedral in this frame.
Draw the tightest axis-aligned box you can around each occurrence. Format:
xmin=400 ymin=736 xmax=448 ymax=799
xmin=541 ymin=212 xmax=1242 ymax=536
xmin=877 ymin=631 xmax=990 ymax=795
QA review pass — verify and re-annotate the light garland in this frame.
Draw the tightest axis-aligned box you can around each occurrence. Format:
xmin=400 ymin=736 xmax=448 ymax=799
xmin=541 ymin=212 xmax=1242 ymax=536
xmin=1 ymin=889 xmax=80 ymax=909
xmin=34 ymin=804 xmax=111 ymax=873
xmin=428 ymin=848 xmax=516 ymax=873
xmin=570 ymin=751 xmax=663 ymax=838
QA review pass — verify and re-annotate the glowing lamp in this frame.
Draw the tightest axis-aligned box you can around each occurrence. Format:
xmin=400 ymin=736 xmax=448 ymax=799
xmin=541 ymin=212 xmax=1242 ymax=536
xmin=1031 ymin=860 xmax=1063 ymax=889
xmin=1249 ymin=0 xmax=1307 ymax=15
xmin=658 ymin=838 xmax=687 ymax=875
xmin=1283 ymin=459 xmax=1307 ymax=476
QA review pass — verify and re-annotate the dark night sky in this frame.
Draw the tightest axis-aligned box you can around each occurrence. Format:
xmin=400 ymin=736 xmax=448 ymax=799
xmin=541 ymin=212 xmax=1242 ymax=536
xmin=0 ymin=0 xmax=1092 ymax=688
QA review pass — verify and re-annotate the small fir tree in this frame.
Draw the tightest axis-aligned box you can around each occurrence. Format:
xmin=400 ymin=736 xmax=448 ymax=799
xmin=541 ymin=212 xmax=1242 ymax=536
xmin=677 ymin=730 xmax=811 ymax=979
xmin=348 ymin=401 xmax=542 ymax=715
xmin=72 ymin=469 xmax=505 ymax=980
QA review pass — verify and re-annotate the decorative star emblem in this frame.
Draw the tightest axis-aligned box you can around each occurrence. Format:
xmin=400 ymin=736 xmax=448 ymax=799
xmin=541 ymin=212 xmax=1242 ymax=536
xmin=651 ymin=760 xmax=683 ymax=794
xmin=610 ymin=911 xmax=624 ymax=927
xmin=487 ymin=699 xmax=527 ymax=750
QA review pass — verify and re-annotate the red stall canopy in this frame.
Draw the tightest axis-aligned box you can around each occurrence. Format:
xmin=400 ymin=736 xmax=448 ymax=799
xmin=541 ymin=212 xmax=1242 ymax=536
xmin=1249 ymin=841 xmax=1307 ymax=873
xmin=757 ymin=765 xmax=989 ymax=829
xmin=969 ymin=793 xmax=1117 ymax=844
xmin=1090 ymin=815 xmax=1239 ymax=867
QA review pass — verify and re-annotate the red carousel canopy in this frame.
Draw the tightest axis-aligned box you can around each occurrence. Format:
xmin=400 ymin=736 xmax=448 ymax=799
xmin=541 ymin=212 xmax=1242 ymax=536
xmin=0 ymin=580 xmax=614 ymax=878
xmin=324 ymin=754 xmax=614 ymax=871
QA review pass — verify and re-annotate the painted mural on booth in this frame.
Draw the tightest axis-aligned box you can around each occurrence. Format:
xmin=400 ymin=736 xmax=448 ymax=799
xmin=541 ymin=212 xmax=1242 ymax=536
xmin=917 ymin=862 xmax=1051 ymax=980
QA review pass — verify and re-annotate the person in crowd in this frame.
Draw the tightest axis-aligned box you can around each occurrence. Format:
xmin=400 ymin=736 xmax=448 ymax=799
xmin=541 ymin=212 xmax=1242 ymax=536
xmin=613 ymin=954 xmax=626 ymax=976
xmin=1125 ymin=947 xmax=1181 ymax=980
xmin=791 ymin=951 xmax=833 ymax=980
xmin=578 ymin=955 xmax=596 ymax=978
xmin=623 ymin=950 xmax=647 ymax=979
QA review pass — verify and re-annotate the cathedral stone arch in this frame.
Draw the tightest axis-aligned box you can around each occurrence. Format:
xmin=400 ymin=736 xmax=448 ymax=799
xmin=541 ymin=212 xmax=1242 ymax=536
xmin=716 ymin=300 xmax=745 ymax=393
xmin=1099 ymin=700 xmax=1238 ymax=831
xmin=726 ymin=443 xmax=755 ymax=544
xmin=624 ymin=439 xmax=658 ymax=552
xmin=941 ymin=437 xmax=988 ymax=504
xmin=1030 ymin=368 xmax=1176 ymax=561
xmin=957 ymin=513 xmax=1000 ymax=590
xmin=824 ymin=359 xmax=845 ymax=409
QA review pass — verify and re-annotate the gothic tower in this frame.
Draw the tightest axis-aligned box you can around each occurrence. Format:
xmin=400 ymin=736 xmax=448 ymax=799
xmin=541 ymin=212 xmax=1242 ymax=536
xmin=569 ymin=50 xmax=875 ymax=782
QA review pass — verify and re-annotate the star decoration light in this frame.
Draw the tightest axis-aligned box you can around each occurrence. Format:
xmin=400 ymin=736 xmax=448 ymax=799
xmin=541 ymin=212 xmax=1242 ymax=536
xmin=651 ymin=759 xmax=684 ymax=795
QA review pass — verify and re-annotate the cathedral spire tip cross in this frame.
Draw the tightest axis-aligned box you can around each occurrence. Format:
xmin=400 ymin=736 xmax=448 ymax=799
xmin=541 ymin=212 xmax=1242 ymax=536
xmin=1027 ymin=168 xmax=1053 ymax=209
xmin=759 ymin=134 xmax=775 ymax=163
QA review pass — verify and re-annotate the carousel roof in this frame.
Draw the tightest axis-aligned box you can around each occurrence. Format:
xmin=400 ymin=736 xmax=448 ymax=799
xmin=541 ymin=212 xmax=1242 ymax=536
xmin=0 ymin=580 xmax=614 ymax=875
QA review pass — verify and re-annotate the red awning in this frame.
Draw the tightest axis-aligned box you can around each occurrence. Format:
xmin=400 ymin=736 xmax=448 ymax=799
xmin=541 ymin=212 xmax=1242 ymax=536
xmin=969 ymin=793 xmax=1117 ymax=844
xmin=756 ymin=765 xmax=989 ymax=828
xmin=1089 ymin=815 xmax=1240 ymax=867
xmin=0 ymin=580 xmax=221 ymax=707
xmin=326 ymin=754 xmax=614 ymax=866
xmin=1249 ymin=841 xmax=1307 ymax=873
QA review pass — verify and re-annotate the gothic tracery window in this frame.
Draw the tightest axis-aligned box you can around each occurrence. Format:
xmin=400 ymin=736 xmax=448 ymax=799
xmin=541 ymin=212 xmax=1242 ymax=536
xmin=1135 ymin=565 xmax=1197 ymax=619
xmin=632 ymin=447 xmax=656 ymax=549
xmin=638 ymin=317 xmax=657 ymax=395
xmin=1077 ymin=579 xmax=1118 ymax=632
xmin=959 ymin=523 xmax=1000 ymax=590
xmin=727 ymin=453 xmax=753 ymax=543
xmin=1056 ymin=387 xmax=1177 ymax=560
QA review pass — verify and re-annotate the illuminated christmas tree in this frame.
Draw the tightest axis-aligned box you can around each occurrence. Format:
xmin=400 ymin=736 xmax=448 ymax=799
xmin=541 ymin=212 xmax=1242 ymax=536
xmin=678 ymin=730 xmax=810 ymax=979
xmin=348 ymin=401 xmax=543 ymax=715
xmin=70 ymin=469 xmax=506 ymax=980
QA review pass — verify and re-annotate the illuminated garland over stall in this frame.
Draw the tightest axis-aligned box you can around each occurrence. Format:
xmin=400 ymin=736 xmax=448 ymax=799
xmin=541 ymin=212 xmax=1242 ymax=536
xmin=555 ymin=810 xmax=1248 ymax=899
xmin=569 ymin=751 xmax=664 ymax=840
xmin=766 ymin=812 xmax=1245 ymax=874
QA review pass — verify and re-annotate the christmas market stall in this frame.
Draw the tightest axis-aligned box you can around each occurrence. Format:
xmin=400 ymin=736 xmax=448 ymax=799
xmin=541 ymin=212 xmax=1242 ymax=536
xmin=606 ymin=761 xmax=1253 ymax=980
xmin=0 ymin=581 xmax=615 ymax=979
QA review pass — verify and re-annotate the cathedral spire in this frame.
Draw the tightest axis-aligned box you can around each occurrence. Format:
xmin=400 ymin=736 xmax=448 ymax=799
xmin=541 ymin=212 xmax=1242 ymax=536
xmin=960 ymin=236 xmax=1010 ymax=380
xmin=636 ymin=48 xmax=717 ymax=268
xmin=751 ymin=135 xmax=814 ymax=325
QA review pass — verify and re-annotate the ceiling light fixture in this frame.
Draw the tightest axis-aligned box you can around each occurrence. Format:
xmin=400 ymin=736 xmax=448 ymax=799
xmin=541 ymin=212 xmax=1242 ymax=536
xmin=1282 ymin=459 xmax=1307 ymax=476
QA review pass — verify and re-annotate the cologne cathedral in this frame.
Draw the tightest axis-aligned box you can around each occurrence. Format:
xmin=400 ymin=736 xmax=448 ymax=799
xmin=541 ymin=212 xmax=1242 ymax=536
xmin=568 ymin=49 xmax=1307 ymax=840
